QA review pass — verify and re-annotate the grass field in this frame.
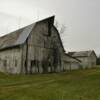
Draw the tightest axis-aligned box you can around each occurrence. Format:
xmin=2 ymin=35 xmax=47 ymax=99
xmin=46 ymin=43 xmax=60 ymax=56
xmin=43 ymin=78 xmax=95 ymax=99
xmin=0 ymin=67 xmax=100 ymax=100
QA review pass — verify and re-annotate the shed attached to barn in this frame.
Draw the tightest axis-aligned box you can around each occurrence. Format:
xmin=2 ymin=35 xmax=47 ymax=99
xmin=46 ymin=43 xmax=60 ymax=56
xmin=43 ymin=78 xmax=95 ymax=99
xmin=68 ymin=50 xmax=97 ymax=69
xmin=63 ymin=53 xmax=81 ymax=71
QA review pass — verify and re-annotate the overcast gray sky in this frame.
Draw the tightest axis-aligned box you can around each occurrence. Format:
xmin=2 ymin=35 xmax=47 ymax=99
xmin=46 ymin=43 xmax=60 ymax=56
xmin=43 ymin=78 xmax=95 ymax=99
xmin=0 ymin=0 xmax=100 ymax=55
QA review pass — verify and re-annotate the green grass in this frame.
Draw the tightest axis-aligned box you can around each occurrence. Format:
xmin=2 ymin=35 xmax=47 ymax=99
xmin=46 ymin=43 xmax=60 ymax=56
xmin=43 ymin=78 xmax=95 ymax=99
xmin=0 ymin=67 xmax=100 ymax=100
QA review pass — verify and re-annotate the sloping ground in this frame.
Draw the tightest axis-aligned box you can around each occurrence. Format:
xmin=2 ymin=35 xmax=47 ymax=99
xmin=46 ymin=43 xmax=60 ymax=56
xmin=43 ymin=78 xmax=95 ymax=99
xmin=0 ymin=67 xmax=100 ymax=100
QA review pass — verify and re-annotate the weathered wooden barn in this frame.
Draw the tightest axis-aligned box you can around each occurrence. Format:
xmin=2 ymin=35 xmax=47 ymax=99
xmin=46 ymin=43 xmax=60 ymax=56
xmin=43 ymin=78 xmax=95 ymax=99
xmin=68 ymin=50 xmax=97 ymax=69
xmin=0 ymin=16 xmax=65 ymax=74
xmin=63 ymin=53 xmax=81 ymax=71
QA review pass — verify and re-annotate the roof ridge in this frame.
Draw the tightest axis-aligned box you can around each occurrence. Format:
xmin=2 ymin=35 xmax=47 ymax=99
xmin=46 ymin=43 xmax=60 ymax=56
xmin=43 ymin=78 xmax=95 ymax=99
xmin=0 ymin=15 xmax=55 ymax=39
xmin=0 ymin=16 xmax=55 ymax=50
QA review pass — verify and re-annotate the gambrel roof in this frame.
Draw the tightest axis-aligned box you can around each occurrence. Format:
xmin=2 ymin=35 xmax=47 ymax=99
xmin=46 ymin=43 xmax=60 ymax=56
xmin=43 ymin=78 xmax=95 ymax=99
xmin=0 ymin=16 xmax=65 ymax=51
xmin=0 ymin=23 xmax=35 ymax=50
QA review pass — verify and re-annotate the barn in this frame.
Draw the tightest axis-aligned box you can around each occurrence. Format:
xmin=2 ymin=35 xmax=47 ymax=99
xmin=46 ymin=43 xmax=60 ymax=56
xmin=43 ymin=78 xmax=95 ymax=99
xmin=63 ymin=53 xmax=81 ymax=71
xmin=0 ymin=16 xmax=65 ymax=74
xmin=68 ymin=50 xmax=97 ymax=69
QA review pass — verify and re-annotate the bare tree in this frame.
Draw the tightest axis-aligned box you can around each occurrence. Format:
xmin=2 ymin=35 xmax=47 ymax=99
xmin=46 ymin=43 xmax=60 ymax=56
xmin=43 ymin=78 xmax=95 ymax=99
xmin=55 ymin=20 xmax=66 ymax=34
xmin=60 ymin=24 xmax=66 ymax=34
xmin=55 ymin=21 xmax=59 ymax=29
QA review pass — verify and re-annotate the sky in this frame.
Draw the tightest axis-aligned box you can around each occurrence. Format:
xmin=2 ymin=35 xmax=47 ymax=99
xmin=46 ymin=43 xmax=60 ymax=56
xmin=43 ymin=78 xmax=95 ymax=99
xmin=0 ymin=0 xmax=100 ymax=55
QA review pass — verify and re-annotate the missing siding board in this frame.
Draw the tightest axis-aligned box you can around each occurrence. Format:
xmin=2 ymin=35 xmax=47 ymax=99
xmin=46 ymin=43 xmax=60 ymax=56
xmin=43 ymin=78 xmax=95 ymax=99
xmin=4 ymin=60 xmax=7 ymax=67
xmin=24 ymin=60 xmax=28 ymax=74
xmin=48 ymin=20 xmax=52 ymax=36
xmin=3 ymin=60 xmax=7 ymax=72
xmin=15 ymin=59 xmax=17 ymax=67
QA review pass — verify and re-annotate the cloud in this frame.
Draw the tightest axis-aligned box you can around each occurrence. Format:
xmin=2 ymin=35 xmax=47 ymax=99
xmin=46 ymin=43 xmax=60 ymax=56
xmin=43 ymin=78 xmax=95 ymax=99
xmin=0 ymin=0 xmax=99 ymax=55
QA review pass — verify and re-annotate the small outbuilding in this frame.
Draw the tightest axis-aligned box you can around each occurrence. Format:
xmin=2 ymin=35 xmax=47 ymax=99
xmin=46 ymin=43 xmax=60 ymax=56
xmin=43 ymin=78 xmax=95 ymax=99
xmin=68 ymin=50 xmax=97 ymax=69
